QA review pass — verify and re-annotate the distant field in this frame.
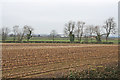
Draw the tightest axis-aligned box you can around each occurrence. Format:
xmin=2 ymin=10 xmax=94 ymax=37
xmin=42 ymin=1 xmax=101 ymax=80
xmin=2 ymin=43 xmax=118 ymax=78
xmin=3 ymin=37 xmax=118 ymax=44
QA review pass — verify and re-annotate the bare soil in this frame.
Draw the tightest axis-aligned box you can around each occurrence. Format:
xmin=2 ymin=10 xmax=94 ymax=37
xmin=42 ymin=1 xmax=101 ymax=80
xmin=2 ymin=43 xmax=118 ymax=78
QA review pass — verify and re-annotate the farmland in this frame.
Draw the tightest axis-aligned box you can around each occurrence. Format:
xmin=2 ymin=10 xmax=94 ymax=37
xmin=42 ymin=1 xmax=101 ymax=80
xmin=3 ymin=37 xmax=118 ymax=44
xmin=2 ymin=43 xmax=118 ymax=78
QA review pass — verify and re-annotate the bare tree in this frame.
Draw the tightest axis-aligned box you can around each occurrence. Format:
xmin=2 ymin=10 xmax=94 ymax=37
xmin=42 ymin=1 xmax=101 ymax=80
xmin=2 ymin=27 xmax=10 ymax=42
xmin=13 ymin=25 xmax=33 ymax=42
xmin=50 ymin=30 xmax=57 ymax=42
xmin=75 ymin=21 xmax=85 ymax=42
xmin=13 ymin=25 xmax=19 ymax=42
xmin=17 ymin=28 xmax=24 ymax=42
xmin=85 ymin=25 xmax=94 ymax=42
xmin=93 ymin=26 xmax=106 ymax=42
xmin=17 ymin=26 xmax=27 ymax=42
xmin=103 ymin=17 xmax=116 ymax=42
xmin=64 ymin=21 xmax=75 ymax=42
xmin=23 ymin=25 xmax=34 ymax=42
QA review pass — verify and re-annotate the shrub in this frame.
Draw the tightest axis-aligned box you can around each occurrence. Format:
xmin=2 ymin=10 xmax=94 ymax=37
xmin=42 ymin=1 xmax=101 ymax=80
xmin=64 ymin=64 xmax=118 ymax=79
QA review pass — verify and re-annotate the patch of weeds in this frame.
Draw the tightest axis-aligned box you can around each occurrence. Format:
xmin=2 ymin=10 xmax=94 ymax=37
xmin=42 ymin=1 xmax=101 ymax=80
xmin=64 ymin=64 xmax=118 ymax=79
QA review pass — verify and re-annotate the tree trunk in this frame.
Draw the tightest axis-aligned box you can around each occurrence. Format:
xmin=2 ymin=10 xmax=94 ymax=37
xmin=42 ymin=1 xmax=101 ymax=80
xmin=27 ymin=39 xmax=29 ymax=43
xmin=91 ymin=38 xmax=92 ymax=42
xmin=79 ymin=34 xmax=83 ymax=43
xmin=79 ymin=37 xmax=81 ymax=43
xmin=13 ymin=35 xmax=16 ymax=42
xmin=106 ymin=34 xmax=109 ymax=42
xmin=90 ymin=33 xmax=92 ymax=42
xmin=95 ymin=35 xmax=101 ymax=42
xmin=77 ymin=35 xmax=80 ymax=42
xmin=53 ymin=35 xmax=54 ymax=42
xmin=106 ymin=37 xmax=108 ymax=42
xmin=19 ymin=33 xmax=24 ymax=43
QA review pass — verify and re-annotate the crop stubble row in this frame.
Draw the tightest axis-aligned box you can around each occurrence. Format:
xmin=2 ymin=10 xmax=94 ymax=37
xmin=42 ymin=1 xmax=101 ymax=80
xmin=2 ymin=43 xmax=118 ymax=78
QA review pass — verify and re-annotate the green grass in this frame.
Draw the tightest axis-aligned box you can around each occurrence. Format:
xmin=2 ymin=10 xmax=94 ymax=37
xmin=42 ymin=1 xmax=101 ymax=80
xmin=2 ymin=37 xmax=118 ymax=44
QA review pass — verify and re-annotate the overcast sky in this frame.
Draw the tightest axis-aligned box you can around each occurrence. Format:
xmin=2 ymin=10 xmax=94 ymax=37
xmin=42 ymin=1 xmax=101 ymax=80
xmin=1 ymin=0 xmax=119 ymax=34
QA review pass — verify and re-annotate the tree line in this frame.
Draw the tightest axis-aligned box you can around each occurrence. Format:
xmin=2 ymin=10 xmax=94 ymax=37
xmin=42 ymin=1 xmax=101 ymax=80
xmin=1 ymin=25 xmax=33 ymax=42
xmin=64 ymin=17 xmax=116 ymax=43
xmin=0 ymin=17 xmax=117 ymax=43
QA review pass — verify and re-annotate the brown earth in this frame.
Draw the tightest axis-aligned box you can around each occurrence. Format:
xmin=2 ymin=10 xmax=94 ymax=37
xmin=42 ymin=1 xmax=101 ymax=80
xmin=2 ymin=43 xmax=118 ymax=78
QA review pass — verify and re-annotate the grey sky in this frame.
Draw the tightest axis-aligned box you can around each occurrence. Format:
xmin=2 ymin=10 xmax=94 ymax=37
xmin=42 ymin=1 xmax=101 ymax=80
xmin=1 ymin=0 xmax=119 ymax=34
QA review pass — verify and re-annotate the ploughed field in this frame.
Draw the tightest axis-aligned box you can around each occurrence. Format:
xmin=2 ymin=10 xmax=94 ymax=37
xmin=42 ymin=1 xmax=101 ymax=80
xmin=2 ymin=43 xmax=118 ymax=78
